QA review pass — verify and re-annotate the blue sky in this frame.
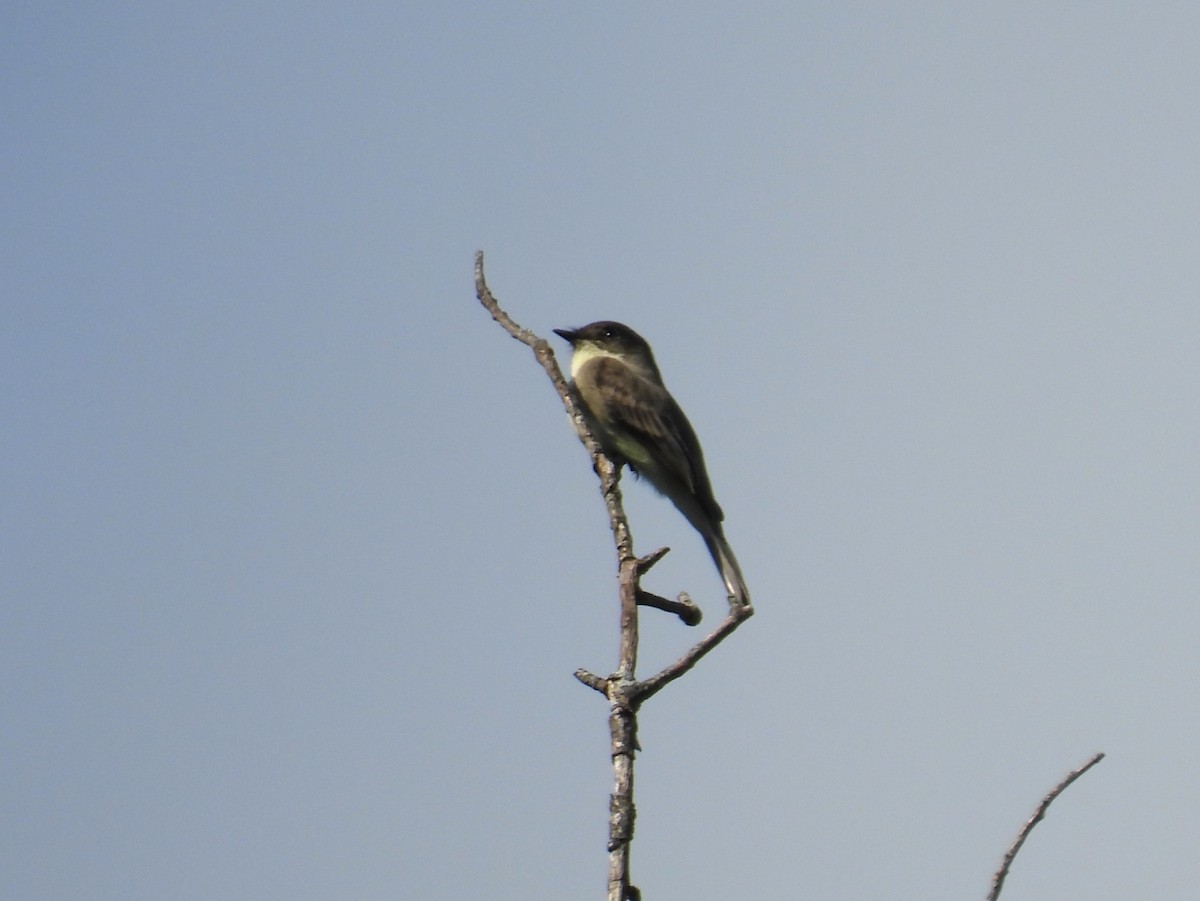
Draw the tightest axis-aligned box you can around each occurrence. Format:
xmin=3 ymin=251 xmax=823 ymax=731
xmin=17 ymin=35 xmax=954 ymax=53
xmin=4 ymin=5 xmax=1200 ymax=899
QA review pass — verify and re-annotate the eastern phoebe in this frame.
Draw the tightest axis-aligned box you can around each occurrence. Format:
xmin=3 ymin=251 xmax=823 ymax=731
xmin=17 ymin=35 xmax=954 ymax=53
xmin=553 ymin=321 xmax=750 ymax=606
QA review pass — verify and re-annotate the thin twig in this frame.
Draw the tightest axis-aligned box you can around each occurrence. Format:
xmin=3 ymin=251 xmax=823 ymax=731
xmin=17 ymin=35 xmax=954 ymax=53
xmin=636 ymin=546 xmax=672 ymax=573
xmin=987 ymin=752 xmax=1105 ymax=901
xmin=475 ymin=253 xmax=635 ymax=572
xmin=574 ymin=669 xmax=608 ymax=693
xmin=632 ymin=603 xmax=754 ymax=703
xmin=636 ymin=589 xmax=702 ymax=626
xmin=474 ymin=253 xmax=575 ymax=417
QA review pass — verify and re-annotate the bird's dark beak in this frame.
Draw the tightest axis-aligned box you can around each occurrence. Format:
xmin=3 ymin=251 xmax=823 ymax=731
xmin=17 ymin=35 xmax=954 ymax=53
xmin=553 ymin=327 xmax=580 ymax=344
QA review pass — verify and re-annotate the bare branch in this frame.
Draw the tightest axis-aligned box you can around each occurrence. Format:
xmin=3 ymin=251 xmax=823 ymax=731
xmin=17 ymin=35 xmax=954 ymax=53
xmin=574 ymin=669 xmax=608 ymax=693
xmin=633 ymin=603 xmax=754 ymax=703
xmin=475 ymin=253 xmax=639 ymax=575
xmin=478 ymin=251 xmax=644 ymax=900
xmin=636 ymin=589 xmax=702 ymax=626
xmin=635 ymin=545 xmax=672 ymax=573
xmin=475 ymin=252 xmax=574 ymax=412
xmin=988 ymin=752 xmax=1105 ymax=901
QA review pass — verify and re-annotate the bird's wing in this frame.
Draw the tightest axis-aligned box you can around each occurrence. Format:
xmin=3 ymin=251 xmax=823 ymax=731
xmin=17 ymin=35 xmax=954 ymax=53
xmin=586 ymin=358 xmax=722 ymax=521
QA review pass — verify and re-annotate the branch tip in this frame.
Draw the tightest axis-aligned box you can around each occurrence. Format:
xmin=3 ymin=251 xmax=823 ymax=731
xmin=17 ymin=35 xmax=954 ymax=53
xmin=635 ymin=588 xmax=702 ymax=626
xmin=574 ymin=669 xmax=608 ymax=694
xmin=987 ymin=752 xmax=1106 ymax=901
xmin=635 ymin=546 xmax=671 ymax=573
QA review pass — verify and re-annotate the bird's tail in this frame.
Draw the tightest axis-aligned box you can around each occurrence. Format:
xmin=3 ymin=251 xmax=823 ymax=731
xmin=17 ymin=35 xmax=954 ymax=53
xmin=701 ymin=525 xmax=751 ymax=607
xmin=668 ymin=490 xmax=751 ymax=606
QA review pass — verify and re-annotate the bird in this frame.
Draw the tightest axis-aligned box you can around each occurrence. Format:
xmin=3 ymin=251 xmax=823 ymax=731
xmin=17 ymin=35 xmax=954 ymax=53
xmin=553 ymin=321 xmax=749 ymax=605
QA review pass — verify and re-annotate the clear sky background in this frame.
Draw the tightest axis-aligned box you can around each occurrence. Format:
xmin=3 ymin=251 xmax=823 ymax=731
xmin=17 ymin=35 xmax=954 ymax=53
xmin=4 ymin=5 xmax=1199 ymax=899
